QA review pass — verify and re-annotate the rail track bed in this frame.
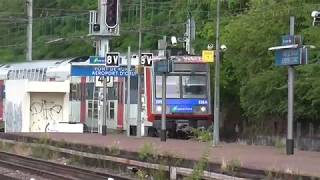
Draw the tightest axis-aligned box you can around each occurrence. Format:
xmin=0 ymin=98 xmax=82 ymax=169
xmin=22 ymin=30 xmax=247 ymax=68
xmin=0 ymin=151 xmax=133 ymax=180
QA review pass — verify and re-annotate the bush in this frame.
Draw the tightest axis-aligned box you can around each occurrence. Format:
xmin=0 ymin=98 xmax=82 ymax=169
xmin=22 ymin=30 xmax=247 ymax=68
xmin=138 ymin=143 xmax=157 ymax=161
xmin=221 ymin=159 xmax=242 ymax=175
xmin=191 ymin=127 xmax=213 ymax=142
xmin=188 ymin=149 xmax=209 ymax=180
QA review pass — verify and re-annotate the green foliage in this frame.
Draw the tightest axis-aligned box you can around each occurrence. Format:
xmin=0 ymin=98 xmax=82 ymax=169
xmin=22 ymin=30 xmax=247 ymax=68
xmin=68 ymin=154 xmax=85 ymax=166
xmin=138 ymin=142 xmax=157 ymax=161
xmin=274 ymin=137 xmax=285 ymax=154
xmin=191 ymin=127 xmax=212 ymax=142
xmin=38 ymin=134 xmax=51 ymax=145
xmin=0 ymin=141 xmax=14 ymax=152
xmin=221 ymin=159 xmax=242 ymax=175
xmin=31 ymin=144 xmax=54 ymax=160
xmin=137 ymin=169 xmax=148 ymax=180
xmin=187 ymin=149 xmax=209 ymax=180
xmin=109 ymin=141 xmax=121 ymax=156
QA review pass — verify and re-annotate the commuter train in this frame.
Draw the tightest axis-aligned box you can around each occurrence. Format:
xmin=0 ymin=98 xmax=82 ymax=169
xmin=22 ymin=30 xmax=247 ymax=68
xmin=0 ymin=55 xmax=212 ymax=137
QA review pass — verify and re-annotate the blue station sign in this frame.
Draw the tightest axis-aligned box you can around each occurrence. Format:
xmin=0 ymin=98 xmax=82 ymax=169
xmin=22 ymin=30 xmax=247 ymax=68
xmin=71 ymin=65 xmax=137 ymax=77
xmin=275 ymin=48 xmax=302 ymax=66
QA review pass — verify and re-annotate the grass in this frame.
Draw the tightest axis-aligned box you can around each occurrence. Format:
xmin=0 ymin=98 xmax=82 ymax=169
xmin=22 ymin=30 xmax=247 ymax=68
xmin=264 ymin=168 xmax=304 ymax=180
xmin=274 ymin=137 xmax=286 ymax=154
xmin=38 ymin=134 xmax=51 ymax=145
xmin=191 ymin=128 xmax=212 ymax=142
xmin=187 ymin=148 xmax=210 ymax=180
xmin=109 ymin=141 xmax=121 ymax=156
xmin=30 ymin=144 xmax=55 ymax=160
xmin=68 ymin=154 xmax=85 ymax=166
xmin=159 ymin=150 xmax=183 ymax=167
xmin=0 ymin=141 xmax=14 ymax=152
xmin=138 ymin=142 xmax=157 ymax=161
xmin=221 ymin=158 xmax=242 ymax=175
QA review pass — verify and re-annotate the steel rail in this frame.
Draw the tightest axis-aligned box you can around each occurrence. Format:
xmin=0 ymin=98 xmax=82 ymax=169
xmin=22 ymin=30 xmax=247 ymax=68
xmin=0 ymin=151 xmax=133 ymax=180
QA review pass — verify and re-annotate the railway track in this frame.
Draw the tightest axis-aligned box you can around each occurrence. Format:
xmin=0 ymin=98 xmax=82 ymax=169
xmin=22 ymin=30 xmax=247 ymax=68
xmin=0 ymin=151 xmax=134 ymax=180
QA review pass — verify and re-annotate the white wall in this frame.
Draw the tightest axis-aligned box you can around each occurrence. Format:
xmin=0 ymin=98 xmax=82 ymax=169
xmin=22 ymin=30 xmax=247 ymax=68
xmin=4 ymin=80 xmax=28 ymax=132
xmin=30 ymin=92 xmax=64 ymax=132
xmin=4 ymin=80 xmax=72 ymax=132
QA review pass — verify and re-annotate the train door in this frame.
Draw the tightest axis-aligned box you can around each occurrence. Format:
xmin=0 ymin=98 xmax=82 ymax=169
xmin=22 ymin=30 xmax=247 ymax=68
xmin=107 ymin=100 xmax=118 ymax=129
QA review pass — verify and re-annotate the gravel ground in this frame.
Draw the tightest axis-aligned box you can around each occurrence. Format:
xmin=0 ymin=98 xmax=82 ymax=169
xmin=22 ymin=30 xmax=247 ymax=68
xmin=0 ymin=165 xmax=51 ymax=180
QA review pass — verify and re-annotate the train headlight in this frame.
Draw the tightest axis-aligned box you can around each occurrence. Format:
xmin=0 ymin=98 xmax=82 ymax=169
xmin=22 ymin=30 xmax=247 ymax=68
xmin=156 ymin=105 xmax=162 ymax=112
xmin=200 ymin=106 xmax=207 ymax=112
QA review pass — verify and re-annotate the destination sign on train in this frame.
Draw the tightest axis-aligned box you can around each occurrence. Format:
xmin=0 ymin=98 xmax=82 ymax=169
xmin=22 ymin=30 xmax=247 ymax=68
xmin=71 ymin=65 xmax=136 ymax=77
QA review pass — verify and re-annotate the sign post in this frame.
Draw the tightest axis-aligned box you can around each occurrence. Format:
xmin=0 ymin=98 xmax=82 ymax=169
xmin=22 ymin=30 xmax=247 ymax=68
xmin=126 ymin=46 xmax=131 ymax=136
xmin=161 ymin=70 xmax=167 ymax=142
xmin=287 ymin=16 xmax=295 ymax=155
xmin=268 ymin=17 xmax=311 ymax=155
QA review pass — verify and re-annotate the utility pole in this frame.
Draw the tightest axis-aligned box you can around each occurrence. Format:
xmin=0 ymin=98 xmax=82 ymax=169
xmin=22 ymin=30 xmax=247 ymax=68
xmin=287 ymin=16 xmax=295 ymax=155
xmin=187 ymin=12 xmax=192 ymax=55
xmin=26 ymin=0 xmax=33 ymax=61
xmin=126 ymin=46 xmax=131 ymax=136
xmin=136 ymin=0 xmax=143 ymax=137
xmin=213 ymin=0 xmax=221 ymax=146
xmin=185 ymin=12 xmax=195 ymax=55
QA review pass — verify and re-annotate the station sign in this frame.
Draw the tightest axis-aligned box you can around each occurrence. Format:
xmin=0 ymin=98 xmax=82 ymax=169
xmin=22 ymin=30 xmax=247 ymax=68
xmin=275 ymin=48 xmax=302 ymax=66
xmin=282 ymin=35 xmax=295 ymax=46
xmin=95 ymin=76 xmax=113 ymax=88
xmin=282 ymin=35 xmax=302 ymax=46
xmin=71 ymin=65 xmax=136 ymax=77
xmin=202 ymin=50 xmax=215 ymax=63
xmin=141 ymin=53 xmax=153 ymax=66
xmin=106 ymin=52 xmax=120 ymax=67
xmin=89 ymin=56 xmax=105 ymax=65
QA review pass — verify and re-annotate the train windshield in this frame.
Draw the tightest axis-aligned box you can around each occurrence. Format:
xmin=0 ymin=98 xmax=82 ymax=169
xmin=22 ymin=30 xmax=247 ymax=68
xmin=156 ymin=76 xmax=180 ymax=98
xmin=182 ymin=76 xmax=206 ymax=98
xmin=155 ymin=75 xmax=206 ymax=98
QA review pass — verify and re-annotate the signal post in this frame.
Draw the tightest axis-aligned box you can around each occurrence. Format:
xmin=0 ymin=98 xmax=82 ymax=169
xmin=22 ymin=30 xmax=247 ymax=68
xmin=89 ymin=0 xmax=120 ymax=135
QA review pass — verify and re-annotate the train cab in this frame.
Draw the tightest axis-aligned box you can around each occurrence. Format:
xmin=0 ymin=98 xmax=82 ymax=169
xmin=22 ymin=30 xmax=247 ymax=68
xmin=146 ymin=56 xmax=212 ymax=138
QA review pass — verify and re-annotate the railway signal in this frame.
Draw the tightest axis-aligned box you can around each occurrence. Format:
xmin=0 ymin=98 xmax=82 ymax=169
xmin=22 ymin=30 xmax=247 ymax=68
xmin=105 ymin=0 xmax=119 ymax=28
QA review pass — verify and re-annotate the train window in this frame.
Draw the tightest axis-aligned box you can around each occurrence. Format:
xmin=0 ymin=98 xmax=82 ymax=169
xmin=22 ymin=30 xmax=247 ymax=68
xmin=109 ymin=101 xmax=115 ymax=119
xmin=86 ymin=82 xmax=94 ymax=100
xmin=182 ymin=76 xmax=206 ymax=98
xmin=70 ymin=84 xmax=79 ymax=100
xmin=156 ymin=76 xmax=180 ymax=98
xmin=155 ymin=76 xmax=162 ymax=98
xmin=174 ymin=63 xmax=207 ymax=72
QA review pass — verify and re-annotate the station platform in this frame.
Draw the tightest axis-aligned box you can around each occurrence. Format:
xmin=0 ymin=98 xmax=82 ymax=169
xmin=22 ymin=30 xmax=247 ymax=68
xmin=1 ymin=133 xmax=320 ymax=178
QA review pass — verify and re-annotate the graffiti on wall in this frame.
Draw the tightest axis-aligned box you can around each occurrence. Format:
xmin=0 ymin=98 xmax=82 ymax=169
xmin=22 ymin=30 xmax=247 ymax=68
xmin=30 ymin=99 xmax=62 ymax=132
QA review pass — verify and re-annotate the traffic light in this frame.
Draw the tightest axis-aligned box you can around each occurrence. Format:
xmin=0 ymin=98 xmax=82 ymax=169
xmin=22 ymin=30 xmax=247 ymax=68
xmin=105 ymin=0 xmax=118 ymax=28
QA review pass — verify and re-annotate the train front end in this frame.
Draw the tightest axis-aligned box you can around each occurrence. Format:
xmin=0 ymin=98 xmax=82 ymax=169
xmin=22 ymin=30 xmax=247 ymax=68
xmin=147 ymin=56 xmax=212 ymax=138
